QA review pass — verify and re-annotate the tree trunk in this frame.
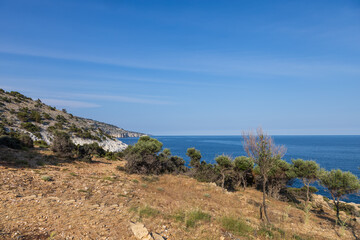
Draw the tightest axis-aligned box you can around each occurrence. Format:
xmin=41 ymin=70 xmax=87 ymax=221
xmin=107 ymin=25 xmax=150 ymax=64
xmin=262 ymin=178 xmax=270 ymax=224
xmin=221 ymin=172 xmax=225 ymax=190
xmin=242 ymin=176 xmax=246 ymax=190
xmin=306 ymin=182 xmax=310 ymax=205
xmin=335 ymin=199 xmax=342 ymax=224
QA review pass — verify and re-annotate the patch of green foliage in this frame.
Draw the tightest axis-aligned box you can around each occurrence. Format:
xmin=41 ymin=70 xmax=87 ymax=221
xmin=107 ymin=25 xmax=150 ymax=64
xmin=41 ymin=175 xmax=53 ymax=181
xmin=185 ymin=209 xmax=211 ymax=228
xmin=34 ymin=140 xmax=49 ymax=148
xmin=21 ymin=122 xmax=40 ymax=133
xmin=220 ymin=216 xmax=252 ymax=236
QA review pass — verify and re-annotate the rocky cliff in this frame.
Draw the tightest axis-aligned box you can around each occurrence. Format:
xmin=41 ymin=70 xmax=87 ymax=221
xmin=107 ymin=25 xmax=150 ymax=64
xmin=0 ymin=89 xmax=144 ymax=152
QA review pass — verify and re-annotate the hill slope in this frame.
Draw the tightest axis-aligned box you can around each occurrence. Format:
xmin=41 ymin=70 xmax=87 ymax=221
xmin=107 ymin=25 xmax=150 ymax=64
xmin=0 ymin=89 xmax=143 ymax=151
xmin=0 ymin=147 xmax=359 ymax=239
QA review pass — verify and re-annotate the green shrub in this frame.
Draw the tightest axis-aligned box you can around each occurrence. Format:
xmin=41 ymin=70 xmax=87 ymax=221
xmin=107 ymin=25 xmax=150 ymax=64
xmin=0 ymin=135 xmax=23 ymax=149
xmin=185 ymin=209 xmax=211 ymax=228
xmin=125 ymin=136 xmax=187 ymax=175
xmin=17 ymin=111 xmax=29 ymax=122
xmin=47 ymin=126 xmax=56 ymax=133
xmin=0 ymin=123 xmax=6 ymax=135
xmin=43 ymin=113 xmax=51 ymax=120
xmin=286 ymin=186 xmax=318 ymax=201
xmin=1 ymin=96 xmax=11 ymax=103
xmin=186 ymin=148 xmax=220 ymax=184
xmin=75 ymin=142 xmax=105 ymax=161
xmin=21 ymin=122 xmax=40 ymax=133
xmin=34 ymin=140 xmax=49 ymax=148
xmin=138 ymin=206 xmax=159 ymax=218
xmin=41 ymin=175 xmax=53 ymax=181
xmin=54 ymin=122 xmax=63 ymax=130
xmin=258 ymin=225 xmax=274 ymax=238
xmin=105 ymin=151 xmax=118 ymax=160
xmin=56 ymin=115 xmax=67 ymax=123
xmin=116 ymin=166 xmax=126 ymax=171
xmin=8 ymin=91 xmax=30 ymax=100
xmin=172 ymin=209 xmax=211 ymax=228
xmin=19 ymin=134 xmax=33 ymax=148
xmin=30 ymin=111 xmax=42 ymax=123
xmin=334 ymin=202 xmax=360 ymax=217
xmin=220 ymin=216 xmax=252 ymax=236
xmin=51 ymin=131 xmax=74 ymax=157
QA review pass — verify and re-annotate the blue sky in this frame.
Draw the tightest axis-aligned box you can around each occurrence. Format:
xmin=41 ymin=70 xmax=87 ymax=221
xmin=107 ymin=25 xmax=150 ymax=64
xmin=0 ymin=0 xmax=359 ymax=135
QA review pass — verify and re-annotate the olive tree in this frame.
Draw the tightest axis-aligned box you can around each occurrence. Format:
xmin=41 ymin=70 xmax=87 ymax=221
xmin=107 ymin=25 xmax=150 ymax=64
xmin=266 ymin=159 xmax=295 ymax=200
xmin=186 ymin=147 xmax=202 ymax=168
xmin=233 ymin=156 xmax=253 ymax=190
xmin=242 ymin=127 xmax=286 ymax=224
xmin=215 ymin=155 xmax=233 ymax=189
xmin=292 ymin=159 xmax=319 ymax=204
xmin=319 ymin=169 xmax=360 ymax=224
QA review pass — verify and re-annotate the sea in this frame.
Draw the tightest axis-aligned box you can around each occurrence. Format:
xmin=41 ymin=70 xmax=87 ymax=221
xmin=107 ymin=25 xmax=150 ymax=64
xmin=120 ymin=135 xmax=360 ymax=203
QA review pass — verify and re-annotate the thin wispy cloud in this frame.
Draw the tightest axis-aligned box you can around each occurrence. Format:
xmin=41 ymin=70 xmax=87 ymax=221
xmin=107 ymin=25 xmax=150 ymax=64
xmin=0 ymin=85 xmax=174 ymax=106
xmin=73 ymin=93 xmax=175 ymax=105
xmin=1 ymin=45 xmax=359 ymax=79
xmin=41 ymin=99 xmax=101 ymax=108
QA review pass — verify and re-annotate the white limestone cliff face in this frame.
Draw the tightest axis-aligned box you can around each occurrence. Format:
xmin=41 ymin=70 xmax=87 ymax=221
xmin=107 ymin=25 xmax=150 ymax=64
xmin=72 ymin=137 xmax=127 ymax=152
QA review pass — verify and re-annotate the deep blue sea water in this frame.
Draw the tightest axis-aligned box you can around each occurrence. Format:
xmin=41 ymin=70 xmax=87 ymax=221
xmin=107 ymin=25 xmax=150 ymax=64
xmin=120 ymin=135 xmax=360 ymax=203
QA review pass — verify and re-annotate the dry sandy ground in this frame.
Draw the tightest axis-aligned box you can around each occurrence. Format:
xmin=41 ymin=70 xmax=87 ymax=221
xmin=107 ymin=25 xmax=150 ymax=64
xmin=0 ymin=148 xmax=359 ymax=239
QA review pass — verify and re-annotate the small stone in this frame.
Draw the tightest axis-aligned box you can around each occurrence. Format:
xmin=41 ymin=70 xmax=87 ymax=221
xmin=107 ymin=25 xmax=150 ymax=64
xmin=64 ymin=200 xmax=76 ymax=204
xmin=129 ymin=222 xmax=150 ymax=240
xmin=47 ymin=196 xmax=60 ymax=201
xmin=23 ymin=195 xmax=36 ymax=200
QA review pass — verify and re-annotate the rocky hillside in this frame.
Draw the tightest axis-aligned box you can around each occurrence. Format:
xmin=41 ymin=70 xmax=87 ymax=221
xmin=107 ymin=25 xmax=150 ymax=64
xmin=0 ymin=89 xmax=144 ymax=152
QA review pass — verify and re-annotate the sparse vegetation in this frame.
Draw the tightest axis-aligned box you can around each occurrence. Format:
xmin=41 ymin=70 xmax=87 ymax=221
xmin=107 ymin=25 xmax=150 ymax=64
xmin=41 ymin=175 xmax=53 ymax=181
xmin=220 ymin=216 xmax=252 ymax=236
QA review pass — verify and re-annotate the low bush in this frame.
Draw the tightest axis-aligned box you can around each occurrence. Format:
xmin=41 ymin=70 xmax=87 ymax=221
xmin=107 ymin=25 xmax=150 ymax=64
xmin=51 ymin=131 xmax=75 ymax=157
xmin=185 ymin=209 xmax=211 ymax=228
xmin=21 ymin=122 xmax=40 ymax=133
xmin=334 ymin=202 xmax=360 ymax=217
xmin=139 ymin=206 xmax=159 ymax=218
xmin=125 ymin=136 xmax=187 ymax=175
xmin=220 ymin=216 xmax=252 ymax=236
xmin=43 ymin=113 xmax=52 ymax=120
xmin=130 ymin=205 xmax=160 ymax=218
xmin=75 ymin=142 xmax=106 ymax=161
xmin=0 ymin=123 xmax=6 ymax=135
xmin=0 ymin=135 xmax=23 ymax=149
xmin=41 ymin=175 xmax=53 ymax=181
xmin=34 ymin=140 xmax=49 ymax=148
xmin=286 ymin=186 xmax=318 ymax=202
xmin=19 ymin=134 xmax=33 ymax=148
